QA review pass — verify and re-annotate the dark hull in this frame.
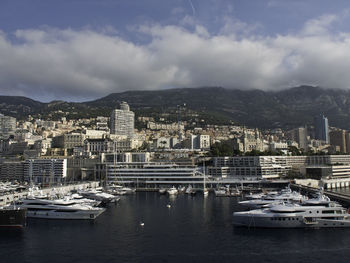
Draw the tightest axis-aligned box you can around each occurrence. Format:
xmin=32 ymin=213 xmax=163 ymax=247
xmin=0 ymin=209 xmax=26 ymax=227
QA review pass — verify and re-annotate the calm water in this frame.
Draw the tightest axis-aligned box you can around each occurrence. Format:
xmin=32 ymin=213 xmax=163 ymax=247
xmin=1 ymin=192 xmax=350 ymax=263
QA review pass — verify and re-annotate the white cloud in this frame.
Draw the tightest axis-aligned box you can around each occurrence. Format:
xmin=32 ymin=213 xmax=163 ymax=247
xmin=1 ymin=14 xmax=350 ymax=101
xmin=301 ymin=14 xmax=338 ymax=35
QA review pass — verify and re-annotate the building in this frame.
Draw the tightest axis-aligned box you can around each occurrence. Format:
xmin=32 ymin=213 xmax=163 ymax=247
xmin=0 ymin=114 xmax=16 ymax=139
xmin=0 ymin=161 xmax=24 ymax=181
xmin=305 ymin=165 xmax=350 ymax=179
xmin=190 ymin=135 xmax=210 ymax=150
xmin=24 ymin=159 xmax=67 ymax=185
xmin=96 ymin=152 xmax=199 ymax=186
xmin=289 ymin=127 xmax=308 ymax=150
xmin=209 ymin=156 xmax=291 ymax=179
xmin=110 ymin=102 xmax=135 ymax=137
xmin=233 ymin=129 xmax=265 ymax=153
xmin=329 ymin=129 xmax=347 ymax=153
xmin=314 ymin=114 xmax=329 ymax=143
xmin=52 ymin=133 xmax=85 ymax=150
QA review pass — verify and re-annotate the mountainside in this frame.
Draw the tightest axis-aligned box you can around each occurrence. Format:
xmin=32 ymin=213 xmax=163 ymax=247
xmin=2 ymin=86 xmax=350 ymax=129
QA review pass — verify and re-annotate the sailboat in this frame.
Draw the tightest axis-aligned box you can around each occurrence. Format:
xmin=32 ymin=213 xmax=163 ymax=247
xmin=203 ymin=161 xmax=208 ymax=197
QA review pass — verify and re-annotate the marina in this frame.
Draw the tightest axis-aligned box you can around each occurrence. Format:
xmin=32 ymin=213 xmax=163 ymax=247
xmin=1 ymin=191 xmax=350 ymax=263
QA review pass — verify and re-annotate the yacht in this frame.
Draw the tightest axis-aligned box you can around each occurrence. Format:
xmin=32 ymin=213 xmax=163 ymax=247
xmin=67 ymin=193 xmax=103 ymax=207
xmin=78 ymin=189 xmax=118 ymax=203
xmin=214 ymin=186 xmax=230 ymax=197
xmin=167 ymin=186 xmax=178 ymax=195
xmin=239 ymin=191 xmax=306 ymax=209
xmin=185 ymin=185 xmax=194 ymax=194
xmin=0 ymin=206 xmax=26 ymax=227
xmin=203 ymin=188 xmax=209 ymax=197
xmin=233 ymin=202 xmax=350 ymax=228
xmin=178 ymin=186 xmax=186 ymax=193
xmin=17 ymin=198 xmax=105 ymax=220
xmin=107 ymin=185 xmax=135 ymax=195
xmin=159 ymin=188 xmax=167 ymax=195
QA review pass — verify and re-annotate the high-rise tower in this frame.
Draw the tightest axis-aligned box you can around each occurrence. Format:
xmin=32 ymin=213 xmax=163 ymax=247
xmin=314 ymin=114 xmax=329 ymax=143
xmin=110 ymin=102 xmax=134 ymax=137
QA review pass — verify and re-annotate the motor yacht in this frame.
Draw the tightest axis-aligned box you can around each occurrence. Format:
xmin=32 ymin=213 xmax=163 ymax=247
xmin=159 ymin=188 xmax=167 ymax=195
xmin=233 ymin=202 xmax=350 ymax=228
xmin=167 ymin=186 xmax=178 ymax=195
xmin=215 ymin=186 xmax=232 ymax=197
xmin=239 ymin=190 xmax=306 ymax=209
xmin=185 ymin=185 xmax=193 ymax=194
xmin=17 ymin=198 xmax=105 ymax=220
xmin=0 ymin=206 xmax=26 ymax=227
xmin=78 ymin=189 xmax=118 ymax=204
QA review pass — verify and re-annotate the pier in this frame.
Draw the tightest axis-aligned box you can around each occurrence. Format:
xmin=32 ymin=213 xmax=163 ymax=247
xmin=0 ymin=181 xmax=99 ymax=206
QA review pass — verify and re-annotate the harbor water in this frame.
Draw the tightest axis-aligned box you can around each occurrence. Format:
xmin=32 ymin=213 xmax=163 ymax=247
xmin=1 ymin=192 xmax=350 ymax=263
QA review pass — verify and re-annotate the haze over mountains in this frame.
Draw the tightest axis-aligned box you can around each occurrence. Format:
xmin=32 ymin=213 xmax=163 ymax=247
xmin=1 ymin=86 xmax=350 ymax=130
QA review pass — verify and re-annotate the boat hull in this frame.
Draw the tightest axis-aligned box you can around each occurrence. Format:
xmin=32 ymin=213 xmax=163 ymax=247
xmin=232 ymin=213 xmax=350 ymax=228
xmin=26 ymin=208 xmax=105 ymax=220
xmin=0 ymin=208 xmax=26 ymax=227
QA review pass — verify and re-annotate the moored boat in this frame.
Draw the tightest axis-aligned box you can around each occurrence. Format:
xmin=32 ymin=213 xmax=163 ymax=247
xmin=0 ymin=206 xmax=26 ymax=227
xmin=233 ymin=202 xmax=350 ymax=228
xmin=17 ymin=198 xmax=105 ymax=220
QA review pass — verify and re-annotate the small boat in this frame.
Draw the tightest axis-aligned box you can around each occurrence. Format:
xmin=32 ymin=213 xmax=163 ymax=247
xmin=159 ymin=188 xmax=167 ymax=195
xmin=0 ymin=206 xmax=26 ymax=227
xmin=214 ymin=186 xmax=230 ymax=197
xmin=167 ymin=186 xmax=178 ymax=195
xmin=185 ymin=185 xmax=193 ymax=194
xmin=203 ymin=189 xmax=209 ymax=197
xmin=178 ymin=186 xmax=186 ymax=193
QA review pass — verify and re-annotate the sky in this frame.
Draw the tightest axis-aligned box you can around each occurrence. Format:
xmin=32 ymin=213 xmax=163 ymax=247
xmin=1 ymin=0 xmax=350 ymax=101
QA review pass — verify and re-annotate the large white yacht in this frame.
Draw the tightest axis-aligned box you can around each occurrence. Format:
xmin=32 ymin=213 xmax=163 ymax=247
xmin=233 ymin=202 xmax=350 ymax=228
xmin=78 ymin=189 xmax=118 ymax=203
xmin=17 ymin=198 xmax=105 ymax=220
xmin=239 ymin=191 xmax=306 ymax=209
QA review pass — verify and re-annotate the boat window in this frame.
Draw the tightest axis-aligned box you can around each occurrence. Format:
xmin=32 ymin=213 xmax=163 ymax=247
xmin=27 ymin=203 xmax=48 ymax=206
xmin=322 ymin=210 xmax=334 ymax=214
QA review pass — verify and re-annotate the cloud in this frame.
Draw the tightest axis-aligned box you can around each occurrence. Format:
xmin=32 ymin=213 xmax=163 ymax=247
xmin=301 ymin=14 xmax=338 ymax=35
xmin=1 ymin=14 xmax=350 ymax=101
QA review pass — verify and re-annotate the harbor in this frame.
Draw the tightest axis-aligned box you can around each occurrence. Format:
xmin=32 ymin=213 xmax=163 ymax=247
xmin=1 ymin=191 xmax=350 ymax=263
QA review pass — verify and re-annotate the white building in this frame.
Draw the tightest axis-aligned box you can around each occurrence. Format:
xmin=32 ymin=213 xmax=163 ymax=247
xmin=110 ymin=102 xmax=135 ymax=137
xmin=0 ymin=114 xmax=16 ymax=139
xmin=188 ymin=135 xmax=210 ymax=150
xmin=24 ymin=159 xmax=67 ymax=185
xmin=209 ymin=156 xmax=291 ymax=179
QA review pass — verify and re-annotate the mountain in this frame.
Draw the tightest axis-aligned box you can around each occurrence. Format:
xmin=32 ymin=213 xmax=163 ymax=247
xmin=2 ymin=86 xmax=350 ymax=129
